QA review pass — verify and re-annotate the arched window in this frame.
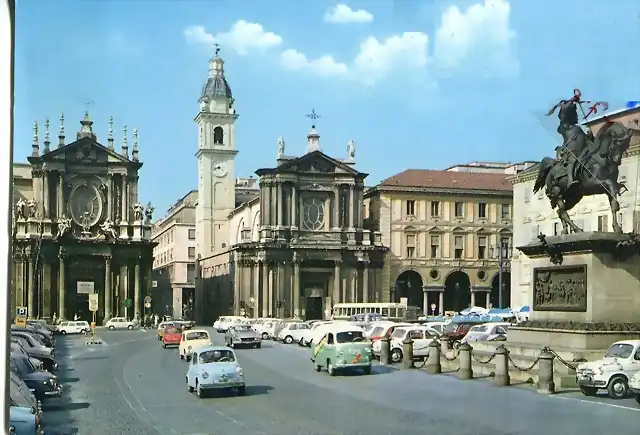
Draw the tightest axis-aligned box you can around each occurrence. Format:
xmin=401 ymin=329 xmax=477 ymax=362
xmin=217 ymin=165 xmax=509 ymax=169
xmin=213 ymin=126 xmax=224 ymax=145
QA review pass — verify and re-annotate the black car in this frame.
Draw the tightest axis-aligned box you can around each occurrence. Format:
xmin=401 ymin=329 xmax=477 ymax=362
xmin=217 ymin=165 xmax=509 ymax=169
xmin=12 ymin=326 xmax=54 ymax=349
xmin=10 ymin=354 xmax=62 ymax=401
xmin=10 ymin=336 xmax=57 ymax=373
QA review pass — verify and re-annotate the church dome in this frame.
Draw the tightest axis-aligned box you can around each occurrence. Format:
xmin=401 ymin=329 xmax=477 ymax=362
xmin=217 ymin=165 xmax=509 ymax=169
xmin=200 ymin=49 xmax=232 ymax=102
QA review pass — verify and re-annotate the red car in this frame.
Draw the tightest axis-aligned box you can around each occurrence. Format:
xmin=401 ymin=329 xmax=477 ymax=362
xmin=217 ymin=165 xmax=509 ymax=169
xmin=162 ymin=326 xmax=182 ymax=348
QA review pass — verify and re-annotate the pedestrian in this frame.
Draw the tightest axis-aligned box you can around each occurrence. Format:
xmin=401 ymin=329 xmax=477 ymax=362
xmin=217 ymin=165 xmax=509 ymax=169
xmin=73 ymin=313 xmax=79 ymax=321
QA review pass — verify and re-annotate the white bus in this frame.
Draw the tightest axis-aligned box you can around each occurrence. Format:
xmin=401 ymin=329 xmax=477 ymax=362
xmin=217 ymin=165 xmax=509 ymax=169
xmin=331 ymin=303 xmax=422 ymax=322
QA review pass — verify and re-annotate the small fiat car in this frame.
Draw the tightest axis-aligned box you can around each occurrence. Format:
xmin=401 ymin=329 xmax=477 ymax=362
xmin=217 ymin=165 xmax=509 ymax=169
xmin=225 ymin=324 xmax=261 ymax=349
xmin=179 ymin=329 xmax=213 ymax=361
xmin=311 ymin=324 xmax=372 ymax=376
xmin=162 ymin=326 xmax=182 ymax=348
xmin=629 ymin=370 xmax=640 ymax=404
xmin=186 ymin=345 xmax=245 ymax=398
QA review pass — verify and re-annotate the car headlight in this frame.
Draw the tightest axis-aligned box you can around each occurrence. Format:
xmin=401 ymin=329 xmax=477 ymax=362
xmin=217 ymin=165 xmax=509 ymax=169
xmin=202 ymin=372 xmax=209 ymax=379
xmin=236 ymin=367 xmax=244 ymax=376
xmin=42 ymin=380 xmax=49 ymax=385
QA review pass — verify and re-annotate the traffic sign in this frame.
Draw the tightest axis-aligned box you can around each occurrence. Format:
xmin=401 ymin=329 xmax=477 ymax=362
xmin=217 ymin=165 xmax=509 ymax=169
xmin=144 ymin=295 xmax=152 ymax=303
xmin=88 ymin=293 xmax=99 ymax=312
xmin=123 ymin=298 xmax=132 ymax=308
xmin=14 ymin=306 xmax=27 ymax=327
xmin=15 ymin=307 xmax=27 ymax=317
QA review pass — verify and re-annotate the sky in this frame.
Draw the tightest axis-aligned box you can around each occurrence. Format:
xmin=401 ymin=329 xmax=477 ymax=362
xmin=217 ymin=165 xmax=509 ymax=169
xmin=14 ymin=0 xmax=640 ymax=215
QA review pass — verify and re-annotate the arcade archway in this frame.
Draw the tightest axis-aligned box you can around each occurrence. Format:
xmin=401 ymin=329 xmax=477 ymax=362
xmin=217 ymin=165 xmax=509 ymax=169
xmin=394 ymin=270 xmax=423 ymax=308
xmin=490 ymin=272 xmax=511 ymax=309
xmin=443 ymin=271 xmax=471 ymax=313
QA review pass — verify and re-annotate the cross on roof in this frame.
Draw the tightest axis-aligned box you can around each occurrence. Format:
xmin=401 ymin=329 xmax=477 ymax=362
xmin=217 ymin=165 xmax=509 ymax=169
xmin=306 ymin=109 xmax=320 ymax=127
xmin=214 ymin=42 xmax=220 ymax=56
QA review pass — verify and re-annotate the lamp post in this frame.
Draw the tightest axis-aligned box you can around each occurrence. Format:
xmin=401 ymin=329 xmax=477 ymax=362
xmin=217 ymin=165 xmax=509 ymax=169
xmin=454 ymin=282 xmax=460 ymax=312
xmin=497 ymin=236 xmax=510 ymax=309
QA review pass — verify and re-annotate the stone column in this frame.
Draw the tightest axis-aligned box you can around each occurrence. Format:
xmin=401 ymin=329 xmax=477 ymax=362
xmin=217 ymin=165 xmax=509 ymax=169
xmin=120 ymin=175 xmax=128 ymax=222
xmin=57 ymin=172 xmax=64 ymax=218
xmin=252 ymin=261 xmax=259 ymax=317
xmin=261 ymin=261 xmax=269 ymax=317
xmin=362 ymin=262 xmax=369 ymax=303
xmin=270 ymin=184 xmax=277 ymax=227
xmin=439 ymin=291 xmax=444 ymax=315
xmin=122 ymin=265 xmax=129 ymax=318
xmin=43 ymin=170 xmax=49 ymax=218
xmin=134 ymin=261 xmax=141 ymax=319
xmin=350 ymin=269 xmax=357 ymax=302
xmin=58 ymin=252 xmax=65 ymax=319
xmin=485 ymin=292 xmax=491 ymax=309
xmin=470 ymin=289 xmax=476 ymax=307
xmin=333 ymin=185 xmax=340 ymax=229
xmin=333 ymin=260 xmax=341 ymax=303
xmin=14 ymin=255 xmax=25 ymax=307
xmin=277 ymin=262 xmax=285 ymax=316
xmin=42 ymin=264 xmax=52 ymax=319
xmin=348 ymin=185 xmax=355 ymax=229
xmin=423 ymin=290 xmax=429 ymax=314
xmin=104 ymin=256 xmax=112 ymax=322
xmin=268 ymin=266 xmax=274 ymax=316
xmin=290 ymin=186 xmax=297 ymax=228
xmin=27 ymin=259 xmax=34 ymax=319
xmin=277 ymin=182 xmax=283 ymax=227
xmin=107 ymin=174 xmax=113 ymax=221
xmin=234 ymin=255 xmax=242 ymax=316
xmin=293 ymin=256 xmax=301 ymax=316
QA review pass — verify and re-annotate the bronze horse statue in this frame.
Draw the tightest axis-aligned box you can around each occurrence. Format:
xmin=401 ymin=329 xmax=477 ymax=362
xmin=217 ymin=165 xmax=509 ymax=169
xmin=533 ymin=105 xmax=632 ymax=235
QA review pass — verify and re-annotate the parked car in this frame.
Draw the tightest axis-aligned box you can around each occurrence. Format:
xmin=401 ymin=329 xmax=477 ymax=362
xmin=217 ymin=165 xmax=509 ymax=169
xmin=276 ymin=322 xmax=310 ymax=344
xmin=173 ymin=319 xmax=195 ymax=330
xmin=10 ymin=354 xmax=62 ymax=401
xmin=373 ymin=326 xmax=438 ymax=363
xmin=256 ymin=319 xmax=281 ymax=340
xmin=162 ymin=326 xmax=183 ymax=348
xmin=11 ymin=344 xmax=45 ymax=371
xmin=272 ymin=319 xmax=304 ymax=341
xmin=629 ymin=370 xmax=640 ymax=404
xmin=9 ymin=403 xmax=40 ymax=434
xmin=461 ymin=322 xmax=510 ymax=344
xmin=311 ymin=325 xmax=372 ymax=376
xmin=11 ymin=335 xmax=56 ymax=373
xmin=224 ymin=325 xmax=261 ymax=348
xmin=186 ymin=346 xmax=246 ymax=398
xmin=56 ymin=320 xmax=90 ymax=335
xmin=179 ymin=330 xmax=213 ymax=361
xmin=11 ymin=329 xmax=53 ymax=350
xmin=9 ymin=371 xmax=41 ymax=414
xmin=441 ymin=322 xmax=475 ymax=349
xmin=157 ymin=321 xmax=176 ymax=340
xmin=105 ymin=317 xmax=135 ymax=330
xmin=576 ymin=339 xmax=640 ymax=399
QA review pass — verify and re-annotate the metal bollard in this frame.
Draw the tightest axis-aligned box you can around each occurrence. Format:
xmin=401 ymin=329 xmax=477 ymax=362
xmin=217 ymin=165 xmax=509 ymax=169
xmin=493 ymin=344 xmax=510 ymax=386
xmin=458 ymin=343 xmax=473 ymax=380
xmin=402 ymin=338 xmax=415 ymax=369
xmin=379 ymin=337 xmax=391 ymax=365
xmin=536 ymin=348 xmax=556 ymax=394
xmin=425 ymin=339 xmax=442 ymax=374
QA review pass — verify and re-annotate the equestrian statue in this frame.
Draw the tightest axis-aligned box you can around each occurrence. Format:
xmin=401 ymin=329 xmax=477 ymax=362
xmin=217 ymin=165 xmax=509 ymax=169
xmin=533 ymin=89 xmax=633 ymax=235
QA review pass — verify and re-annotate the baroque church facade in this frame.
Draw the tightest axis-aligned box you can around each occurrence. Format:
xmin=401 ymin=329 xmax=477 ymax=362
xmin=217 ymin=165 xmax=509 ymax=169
xmin=194 ymin=49 xmax=387 ymax=323
xmin=12 ymin=113 xmax=155 ymax=323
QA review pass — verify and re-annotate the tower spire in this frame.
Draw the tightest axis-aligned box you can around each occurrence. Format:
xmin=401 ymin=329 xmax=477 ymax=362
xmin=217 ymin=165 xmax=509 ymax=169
xmin=131 ymin=128 xmax=139 ymax=161
xmin=43 ymin=118 xmax=51 ymax=153
xmin=305 ymin=109 xmax=321 ymax=153
xmin=121 ymin=125 xmax=129 ymax=158
xmin=107 ymin=116 xmax=114 ymax=150
xmin=77 ymin=110 xmax=96 ymax=140
xmin=31 ymin=121 xmax=39 ymax=156
xmin=58 ymin=112 xmax=65 ymax=148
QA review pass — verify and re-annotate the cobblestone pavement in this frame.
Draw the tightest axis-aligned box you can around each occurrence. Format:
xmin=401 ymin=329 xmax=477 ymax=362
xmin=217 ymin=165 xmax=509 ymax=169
xmin=42 ymin=329 xmax=640 ymax=435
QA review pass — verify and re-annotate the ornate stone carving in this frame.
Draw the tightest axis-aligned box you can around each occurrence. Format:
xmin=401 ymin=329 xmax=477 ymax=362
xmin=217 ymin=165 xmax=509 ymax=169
xmin=300 ymin=183 xmax=331 ymax=192
xmin=115 ymin=183 xmax=122 ymax=221
xmin=55 ymin=214 xmax=72 ymax=239
xmin=144 ymin=202 xmax=154 ymax=224
xmin=27 ymin=198 xmax=38 ymax=218
xmin=519 ymin=319 xmax=640 ymax=332
xmin=99 ymin=218 xmax=118 ymax=240
xmin=533 ymin=265 xmax=587 ymax=312
xmin=297 ymin=157 xmax=334 ymax=173
xmin=15 ymin=198 xmax=26 ymax=219
xmin=133 ymin=202 xmax=144 ymax=222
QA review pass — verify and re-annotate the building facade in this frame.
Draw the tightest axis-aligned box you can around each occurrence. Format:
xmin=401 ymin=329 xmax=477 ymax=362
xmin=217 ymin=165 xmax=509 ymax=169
xmin=151 ymin=189 xmax=198 ymax=318
xmin=12 ymin=113 xmax=155 ymax=323
xmin=365 ymin=165 xmax=517 ymax=314
xmin=509 ymin=106 xmax=640 ymax=308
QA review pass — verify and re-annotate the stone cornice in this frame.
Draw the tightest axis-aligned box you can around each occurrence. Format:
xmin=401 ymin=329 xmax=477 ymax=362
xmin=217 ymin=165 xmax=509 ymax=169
xmin=366 ymin=185 xmax=512 ymax=199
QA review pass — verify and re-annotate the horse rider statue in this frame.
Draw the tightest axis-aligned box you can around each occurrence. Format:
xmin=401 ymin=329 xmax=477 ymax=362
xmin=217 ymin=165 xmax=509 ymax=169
xmin=533 ymin=89 xmax=632 ymax=235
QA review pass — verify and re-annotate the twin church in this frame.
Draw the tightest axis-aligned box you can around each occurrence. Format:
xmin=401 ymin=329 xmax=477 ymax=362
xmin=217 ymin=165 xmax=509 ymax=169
xmin=194 ymin=49 xmax=387 ymax=324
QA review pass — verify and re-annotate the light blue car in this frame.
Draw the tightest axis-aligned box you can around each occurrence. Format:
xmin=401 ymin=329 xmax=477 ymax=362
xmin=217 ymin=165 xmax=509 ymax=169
xmin=186 ymin=345 xmax=246 ymax=398
xmin=9 ymin=404 xmax=39 ymax=434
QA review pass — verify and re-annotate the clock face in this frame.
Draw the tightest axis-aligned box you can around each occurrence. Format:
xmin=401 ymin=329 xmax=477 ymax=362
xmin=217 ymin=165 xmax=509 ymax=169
xmin=212 ymin=161 xmax=228 ymax=177
xmin=69 ymin=183 xmax=102 ymax=227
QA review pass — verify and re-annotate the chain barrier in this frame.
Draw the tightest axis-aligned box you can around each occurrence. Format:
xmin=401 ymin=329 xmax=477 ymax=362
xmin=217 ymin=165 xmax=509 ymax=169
xmin=544 ymin=347 xmax=578 ymax=371
xmin=507 ymin=353 xmax=541 ymax=372
xmin=442 ymin=348 xmax=460 ymax=361
xmin=471 ymin=352 xmax=496 ymax=365
xmin=414 ymin=358 xmax=428 ymax=369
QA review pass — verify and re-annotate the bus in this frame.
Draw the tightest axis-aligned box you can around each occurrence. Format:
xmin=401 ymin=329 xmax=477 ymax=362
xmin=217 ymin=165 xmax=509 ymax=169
xmin=331 ymin=303 xmax=422 ymax=322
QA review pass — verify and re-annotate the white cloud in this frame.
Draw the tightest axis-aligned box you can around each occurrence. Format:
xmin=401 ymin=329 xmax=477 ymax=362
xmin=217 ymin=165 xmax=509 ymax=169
xmin=184 ymin=21 xmax=283 ymax=55
xmin=280 ymin=49 xmax=349 ymax=77
xmin=433 ymin=0 xmax=517 ymax=74
xmin=324 ymin=4 xmax=373 ymax=24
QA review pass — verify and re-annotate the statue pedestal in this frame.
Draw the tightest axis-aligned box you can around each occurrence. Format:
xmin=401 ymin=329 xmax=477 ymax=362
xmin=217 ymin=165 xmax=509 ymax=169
xmin=511 ymin=232 xmax=640 ymax=351
xmin=346 ymin=229 xmax=356 ymax=245
xmin=119 ymin=221 xmax=130 ymax=239
xmin=15 ymin=219 xmax=27 ymax=238
xmin=132 ymin=222 xmax=143 ymax=241
xmin=42 ymin=219 xmax=53 ymax=237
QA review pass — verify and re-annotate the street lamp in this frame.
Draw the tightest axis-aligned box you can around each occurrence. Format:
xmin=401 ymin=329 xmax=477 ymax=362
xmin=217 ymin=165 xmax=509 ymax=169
xmin=454 ymin=282 xmax=460 ymax=312
xmin=495 ymin=236 xmax=511 ymax=309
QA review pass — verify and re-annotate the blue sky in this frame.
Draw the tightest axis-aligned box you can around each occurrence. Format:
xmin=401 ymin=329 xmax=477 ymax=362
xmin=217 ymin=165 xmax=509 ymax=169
xmin=14 ymin=0 xmax=640 ymax=215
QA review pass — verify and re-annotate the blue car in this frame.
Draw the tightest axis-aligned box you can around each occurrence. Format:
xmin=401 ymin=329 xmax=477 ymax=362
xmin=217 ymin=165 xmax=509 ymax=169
xmin=186 ymin=345 xmax=246 ymax=398
xmin=9 ymin=404 xmax=40 ymax=434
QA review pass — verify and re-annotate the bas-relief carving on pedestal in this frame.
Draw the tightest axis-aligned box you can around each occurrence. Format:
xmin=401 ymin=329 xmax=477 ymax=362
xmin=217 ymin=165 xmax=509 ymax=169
xmin=532 ymin=265 xmax=587 ymax=312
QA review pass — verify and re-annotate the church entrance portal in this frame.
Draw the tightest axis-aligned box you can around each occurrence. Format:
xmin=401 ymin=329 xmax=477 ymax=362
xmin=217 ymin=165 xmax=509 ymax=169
xmin=395 ymin=270 xmax=423 ymax=307
xmin=443 ymin=271 xmax=471 ymax=313
xmin=305 ymin=297 xmax=323 ymax=320
xmin=67 ymin=257 xmax=105 ymax=324
xmin=490 ymin=272 xmax=511 ymax=309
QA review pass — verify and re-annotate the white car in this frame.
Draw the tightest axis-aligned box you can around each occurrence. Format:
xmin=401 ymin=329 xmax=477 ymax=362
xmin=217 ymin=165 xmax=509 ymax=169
xmin=373 ymin=326 xmax=438 ymax=363
xmin=461 ymin=322 xmax=510 ymax=344
xmin=213 ymin=316 xmax=245 ymax=333
xmin=628 ymin=370 xmax=640 ymax=404
xmin=105 ymin=317 xmax=135 ymax=331
xmin=277 ymin=322 xmax=310 ymax=344
xmin=57 ymin=321 xmax=90 ymax=335
xmin=258 ymin=319 xmax=281 ymax=340
xmin=576 ymin=340 xmax=640 ymax=399
xmin=299 ymin=321 xmax=332 ymax=346
xmin=421 ymin=321 xmax=449 ymax=335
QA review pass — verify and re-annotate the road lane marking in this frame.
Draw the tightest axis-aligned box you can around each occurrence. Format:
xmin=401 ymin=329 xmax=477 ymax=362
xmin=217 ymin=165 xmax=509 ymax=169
xmin=550 ymin=395 xmax=640 ymax=412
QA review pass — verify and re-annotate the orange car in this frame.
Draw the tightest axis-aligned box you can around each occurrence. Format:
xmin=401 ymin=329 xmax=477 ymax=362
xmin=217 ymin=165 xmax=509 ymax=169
xmin=161 ymin=326 xmax=182 ymax=348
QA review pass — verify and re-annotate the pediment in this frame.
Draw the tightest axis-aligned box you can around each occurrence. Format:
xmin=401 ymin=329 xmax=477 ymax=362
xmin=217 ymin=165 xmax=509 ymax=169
xmin=451 ymin=225 xmax=465 ymax=233
xmin=522 ymin=217 xmax=532 ymax=224
xmin=276 ymin=151 xmax=359 ymax=175
xmin=38 ymin=137 xmax=133 ymax=165
xmin=475 ymin=226 xmax=490 ymax=233
xmin=426 ymin=225 xmax=443 ymax=233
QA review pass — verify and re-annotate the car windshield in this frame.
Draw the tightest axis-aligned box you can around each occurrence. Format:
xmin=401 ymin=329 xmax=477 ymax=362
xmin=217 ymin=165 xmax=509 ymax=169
xmin=11 ymin=357 xmax=34 ymax=375
xmin=369 ymin=326 xmax=384 ymax=337
xmin=604 ymin=343 xmax=634 ymax=358
xmin=390 ymin=328 xmax=406 ymax=339
xmin=336 ymin=331 xmax=365 ymax=343
xmin=187 ymin=331 xmax=209 ymax=340
xmin=297 ymin=323 xmax=309 ymax=329
xmin=233 ymin=326 xmax=252 ymax=332
xmin=199 ymin=349 xmax=236 ymax=363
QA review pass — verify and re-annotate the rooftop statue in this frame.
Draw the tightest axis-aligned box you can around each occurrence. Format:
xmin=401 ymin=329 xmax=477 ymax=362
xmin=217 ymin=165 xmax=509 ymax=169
xmin=533 ymin=89 xmax=632 ymax=235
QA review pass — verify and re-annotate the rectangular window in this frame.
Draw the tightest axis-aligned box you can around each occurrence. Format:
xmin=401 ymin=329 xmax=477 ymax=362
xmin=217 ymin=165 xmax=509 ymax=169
xmin=618 ymin=166 xmax=627 ymax=183
xmin=430 ymin=235 xmax=440 ymax=259
xmin=406 ymin=200 xmax=415 ymax=216
xmin=477 ymin=236 xmax=487 ymax=259
xmin=454 ymin=202 xmax=464 ymax=218
xmin=188 ymin=247 xmax=196 ymax=258
xmin=187 ymin=264 xmax=196 ymax=283
xmin=597 ymin=215 xmax=608 ymax=232
xmin=531 ymin=224 xmax=540 ymax=240
xmin=524 ymin=188 xmax=531 ymax=203
xmin=188 ymin=229 xmax=196 ymax=240
xmin=553 ymin=222 xmax=561 ymax=236
xmin=477 ymin=202 xmax=487 ymax=219
xmin=406 ymin=234 xmax=416 ymax=258
xmin=454 ymin=235 xmax=464 ymax=259
xmin=430 ymin=201 xmax=440 ymax=216
xmin=501 ymin=204 xmax=510 ymax=220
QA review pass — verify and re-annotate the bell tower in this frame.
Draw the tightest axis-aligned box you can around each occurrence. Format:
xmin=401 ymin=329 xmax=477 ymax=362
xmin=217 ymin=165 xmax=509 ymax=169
xmin=195 ymin=44 xmax=238 ymax=258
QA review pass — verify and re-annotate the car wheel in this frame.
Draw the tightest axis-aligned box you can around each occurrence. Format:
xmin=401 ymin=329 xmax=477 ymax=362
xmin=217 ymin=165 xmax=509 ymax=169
xmin=128 ymin=325 xmax=133 ymax=330
xmin=61 ymin=330 xmax=67 ymax=335
xmin=391 ymin=348 xmax=403 ymax=363
xmin=187 ymin=378 xmax=194 ymax=393
xmin=452 ymin=340 xmax=461 ymax=350
xmin=162 ymin=344 xmax=167 ymax=349
xmin=315 ymin=364 xmax=322 ymax=372
xmin=237 ymin=386 xmax=246 ymax=396
xmin=262 ymin=332 xmax=269 ymax=340
xmin=607 ymin=376 xmax=629 ymax=399
xmin=579 ymin=386 xmax=598 ymax=396
xmin=186 ymin=355 xmax=191 ymax=362
xmin=180 ymin=354 xmax=184 ymax=360
xmin=299 ymin=338 xmax=305 ymax=346
xmin=108 ymin=326 xmax=115 ymax=331
xmin=327 ymin=360 xmax=336 ymax=376
xmin=284 ymin=336 xmax=293 ymax=344
xmin=635 ymin=394 xmax=640 ymax=404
